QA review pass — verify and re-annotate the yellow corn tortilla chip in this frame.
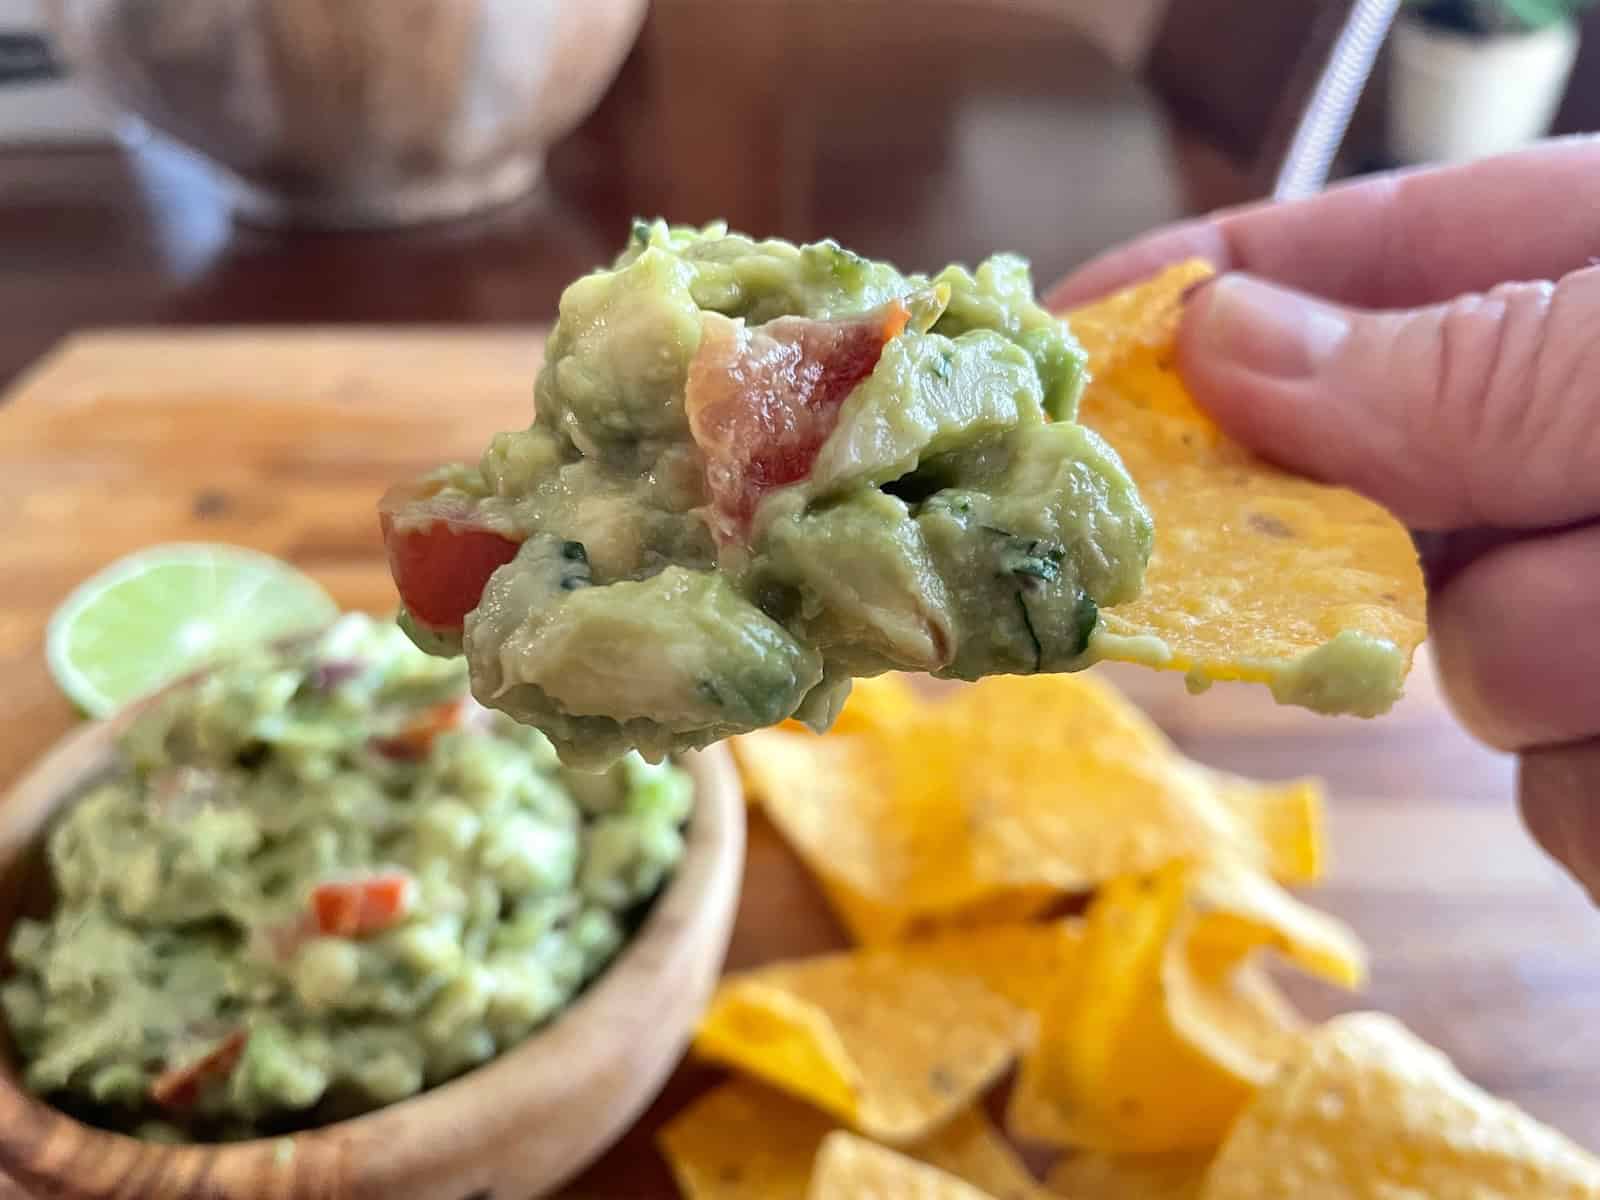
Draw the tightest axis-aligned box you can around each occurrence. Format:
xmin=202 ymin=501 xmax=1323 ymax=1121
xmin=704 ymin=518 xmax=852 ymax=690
xmin=1046 ymin=1151 xmax=1212 ymax=1200
xmin=892 ymin=920 xmax=1085 ymax=1017
xmin=1010 ymin=863 xmax=1266 ymax=1153
xmin=1066 ymin=262 xmax=1427 ymax=718
xmin=659 ymin=1079 xmax=833 ymax=1200
xmin=1193 ymin=766 xmax=1321 ymax=885
xmin=748 ymin=675 xmax=922 ymax=810
xmin=729 ymin=729 xmax=1026 ymax=944
xmin=916 ymin=1108 xmax=1050 ymax=1200
xmin=1158 ymin=931 xmax=1305 ymax=1114
xmin=1010 ymin=861 xmax=1363 ymax=1152
xmin=778 ymin=672 xmax=923 ymax=739
xmin=694 ymin=949 xmax=1034 ymax=1143
xmin=934 ymin=678 xmax=1325 ymax=887
xmin=659 ymin=1081 xmax=1046 ymax=1200
xmin=1199 ymin=1013 xmax=1600 ymax=1199
xmin=809 ymin=1132 xmax=999 ymax=1200
xmin=1183 ymin=856 xmax=1365 ymax=990
xmin=736 ymin=674 xmax=1327 ymax=943
xmin=1064 ymin=259 xmax=1216 ymax=379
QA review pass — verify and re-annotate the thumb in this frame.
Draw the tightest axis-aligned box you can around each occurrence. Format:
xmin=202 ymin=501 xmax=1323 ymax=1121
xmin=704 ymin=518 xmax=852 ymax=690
xmin=1175 ymin=266 xmax=1600 ymax=531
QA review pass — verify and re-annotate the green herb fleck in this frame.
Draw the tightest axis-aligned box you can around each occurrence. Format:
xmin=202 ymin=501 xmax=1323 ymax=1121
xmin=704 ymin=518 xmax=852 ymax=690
xmin=1016 ymin=592 xmax=1043 ymax=672
xmin=1071 ymin=593 xmax=1099 ymax=656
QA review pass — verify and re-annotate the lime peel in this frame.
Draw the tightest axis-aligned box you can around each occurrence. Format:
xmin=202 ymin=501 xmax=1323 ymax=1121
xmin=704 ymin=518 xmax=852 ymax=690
xmin=46 ymin=544 xmax=338 ymax=717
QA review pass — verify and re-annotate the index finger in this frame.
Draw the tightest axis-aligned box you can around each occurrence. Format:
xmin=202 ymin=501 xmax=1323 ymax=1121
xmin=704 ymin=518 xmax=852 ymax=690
xmin=1047 ymin=135 xmax=1600 ymax=311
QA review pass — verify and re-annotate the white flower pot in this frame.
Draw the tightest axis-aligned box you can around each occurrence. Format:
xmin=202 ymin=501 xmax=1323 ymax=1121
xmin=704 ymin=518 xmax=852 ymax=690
xmin=1387 ymin=15 xmax=1580 ymax=165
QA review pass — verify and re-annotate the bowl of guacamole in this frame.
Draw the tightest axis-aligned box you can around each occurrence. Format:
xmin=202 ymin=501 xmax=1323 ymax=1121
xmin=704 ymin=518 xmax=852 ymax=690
xmin=0 ymin=613 xmax=742 ymax=1193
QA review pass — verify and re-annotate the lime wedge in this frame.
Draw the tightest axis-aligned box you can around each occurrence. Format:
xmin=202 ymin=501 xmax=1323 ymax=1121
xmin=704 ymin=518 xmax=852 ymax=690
xmin=46 ymin=544 xmax=339 ymax=717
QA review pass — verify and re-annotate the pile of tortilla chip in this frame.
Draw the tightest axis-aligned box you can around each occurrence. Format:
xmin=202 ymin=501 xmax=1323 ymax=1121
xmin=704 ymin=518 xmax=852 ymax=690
xmin=652 ymin=266 xmax=1591 ymax=1198
xmin=656 ymin=674 xmax=1600 ymax=1199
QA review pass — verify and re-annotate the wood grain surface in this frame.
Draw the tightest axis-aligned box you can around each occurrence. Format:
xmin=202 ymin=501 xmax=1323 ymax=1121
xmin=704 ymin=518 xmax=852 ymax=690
xmin=2 ymin=331 xmax=1597 ymax=1198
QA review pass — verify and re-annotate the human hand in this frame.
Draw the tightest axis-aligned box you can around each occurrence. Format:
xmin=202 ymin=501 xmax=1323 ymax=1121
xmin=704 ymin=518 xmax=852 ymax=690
xmin=1048 ymin=136 xmax=1600 ymax=900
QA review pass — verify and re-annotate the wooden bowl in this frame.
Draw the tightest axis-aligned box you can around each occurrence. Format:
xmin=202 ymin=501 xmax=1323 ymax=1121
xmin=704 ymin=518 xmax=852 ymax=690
xmin=0 ymin=702 xmax=745 ymax=1199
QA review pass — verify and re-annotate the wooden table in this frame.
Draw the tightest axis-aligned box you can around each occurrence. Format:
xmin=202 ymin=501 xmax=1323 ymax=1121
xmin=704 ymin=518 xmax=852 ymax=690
xmin=2 ymin=5 xmax=1597 ymax=1197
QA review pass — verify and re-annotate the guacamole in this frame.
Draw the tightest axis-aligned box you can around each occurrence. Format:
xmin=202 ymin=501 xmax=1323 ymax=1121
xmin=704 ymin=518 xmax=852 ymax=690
xmin=383 ymin=223 xmax=1152 ymax=767
xmin=2 ymin=614 xmax=690 ymax=1140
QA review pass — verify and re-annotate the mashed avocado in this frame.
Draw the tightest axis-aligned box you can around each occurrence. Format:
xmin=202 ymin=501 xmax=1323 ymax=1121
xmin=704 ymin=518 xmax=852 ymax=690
xmin=383 ymin=223 xmax=1152 ymax=767
xmin=1 ymin=614 xmax=690 ymax=1140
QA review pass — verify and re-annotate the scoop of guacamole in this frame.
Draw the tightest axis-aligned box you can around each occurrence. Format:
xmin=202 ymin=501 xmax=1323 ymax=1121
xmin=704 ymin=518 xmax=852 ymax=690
xmin=1 ymin=614 xmax=690 ymax=1141
xmin=383 ymin=223 xmax=1152 ymax=767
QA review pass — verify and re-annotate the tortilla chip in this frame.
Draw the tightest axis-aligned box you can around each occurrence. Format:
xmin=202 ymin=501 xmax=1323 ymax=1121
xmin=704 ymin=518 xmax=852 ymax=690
xmin=1199 ymin=1013 xmax=1600 ymax=1199
xmin=729 ymin=729 xmax=999 ymax=943
xmin=747 ymin=675 xmax=923 ymax=811
xmin=660 ymin=1079 xmax=834 ymax=1200
xmin=931 ymin=705 xmax=1316 ymax=898
xmin=1009 ymin=861 xmax=1363 ymax=1152
xmin=935 ymin=680 xmax=1325 ymax=887
xmin=737 ymin=675 xmax=1327 ymax=943
xmin=1183 ymin=856 xmax=1365 ymax=990
xmin=660 ymin=1081 xmax=1046 ymax=1200
xmin=694 ymin=949 xmax=1033 ymax=1143
xmin=828 ymin=875 xmax=1060 ymax=949
xmin=1066 ymin=262 xmax=1427 ymax=717
xmin=1157 ymin=932 xmax=1305 ymax=1113
xmin=809 ymin=1132 xmax=999 ymax=1200
xmin=1010 ymin=863 xmax=1264 ymax=1153
xmin=1046 ymin=1151 xmax=1212 ymax=1200
xmin=1194 ymin=767 xmax=1322 ymax=885
xmin=892 ymin=920 xmax=1085 ymax=1016
xmin=916 ymin=1108 xmax=1050 ymax=1200
xmin=786 ymin=672 xmax=924 ymax=738
xmin=1064 ymin=259 xmax=1215 ymax=379
xmin=937 ymin=661 xmax=1167 ymax=753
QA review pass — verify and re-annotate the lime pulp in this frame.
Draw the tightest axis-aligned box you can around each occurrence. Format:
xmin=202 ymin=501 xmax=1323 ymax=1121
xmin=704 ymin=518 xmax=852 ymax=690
xmin=46 ymin=544 xmax=339 ymax=717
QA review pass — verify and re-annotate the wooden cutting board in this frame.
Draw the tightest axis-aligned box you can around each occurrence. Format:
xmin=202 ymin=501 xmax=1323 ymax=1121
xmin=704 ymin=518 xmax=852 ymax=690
xmin=2 ymin=329 xmax=1598 ymax=1196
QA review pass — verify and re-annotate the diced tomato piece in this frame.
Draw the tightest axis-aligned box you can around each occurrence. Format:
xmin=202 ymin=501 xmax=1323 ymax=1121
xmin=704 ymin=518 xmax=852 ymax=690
xmin=379 ymin=480 xmax=522 ymax=634
xmin=149 ymin=1029 xmax=248 ymax=1111
xmin=309 ymin=872 xmax=416 ymax=939
xmin=369 ymin=695 xmax=486 ymax=761
xmin=687 ymin=298 xmax=912 ymax=540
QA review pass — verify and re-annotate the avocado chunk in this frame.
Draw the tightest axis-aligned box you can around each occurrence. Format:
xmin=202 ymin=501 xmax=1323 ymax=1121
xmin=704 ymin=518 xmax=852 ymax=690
xmin=754 ymin=488 xmax=955 ymax=676
xmin=468 ymin=536 xmax=822 ymax=767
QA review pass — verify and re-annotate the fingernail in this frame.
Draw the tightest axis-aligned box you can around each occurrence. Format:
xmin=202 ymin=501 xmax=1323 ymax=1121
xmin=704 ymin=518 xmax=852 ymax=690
xmin=1190 ymin=274 xmax=1350 ymax=379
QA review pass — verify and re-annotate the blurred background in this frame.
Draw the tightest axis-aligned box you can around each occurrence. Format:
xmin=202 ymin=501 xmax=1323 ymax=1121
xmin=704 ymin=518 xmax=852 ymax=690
xmin=1 ymin=0 xmax=1597 ymax=386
